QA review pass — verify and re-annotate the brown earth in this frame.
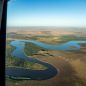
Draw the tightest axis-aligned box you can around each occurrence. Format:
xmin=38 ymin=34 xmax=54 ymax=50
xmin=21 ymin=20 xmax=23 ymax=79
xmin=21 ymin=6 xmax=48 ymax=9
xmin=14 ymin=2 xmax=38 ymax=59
xmin=6 ymin=51 xmax=86 ymax=86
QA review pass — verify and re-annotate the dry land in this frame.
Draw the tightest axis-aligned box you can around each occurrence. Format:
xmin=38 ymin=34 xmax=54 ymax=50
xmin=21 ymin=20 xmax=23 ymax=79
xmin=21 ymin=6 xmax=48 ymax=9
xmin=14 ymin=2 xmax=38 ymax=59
xmin=6 ymin=27 xmax=86 ymax=86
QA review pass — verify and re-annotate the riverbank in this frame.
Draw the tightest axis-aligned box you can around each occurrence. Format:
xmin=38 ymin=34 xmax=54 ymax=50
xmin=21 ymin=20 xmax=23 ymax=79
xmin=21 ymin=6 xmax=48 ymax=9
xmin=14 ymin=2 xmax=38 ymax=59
xmin=6 ymin=40 xmax=48 ymax=71
xmin=6 ymin=50 xmax=86 ymax=86
xmin=6 ymin=31 xmax=86 ymax=86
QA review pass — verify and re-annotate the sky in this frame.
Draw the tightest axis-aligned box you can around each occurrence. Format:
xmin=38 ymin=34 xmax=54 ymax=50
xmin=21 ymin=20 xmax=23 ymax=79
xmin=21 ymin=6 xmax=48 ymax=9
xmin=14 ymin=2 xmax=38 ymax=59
xmin=7 ymin=0 xmax=86 ymax=27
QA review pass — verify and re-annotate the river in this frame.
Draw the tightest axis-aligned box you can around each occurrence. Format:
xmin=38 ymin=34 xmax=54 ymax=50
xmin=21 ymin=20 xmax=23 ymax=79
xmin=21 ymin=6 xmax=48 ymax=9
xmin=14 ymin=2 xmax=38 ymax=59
xmin=6 ymin=40 xmax=86 ymax=80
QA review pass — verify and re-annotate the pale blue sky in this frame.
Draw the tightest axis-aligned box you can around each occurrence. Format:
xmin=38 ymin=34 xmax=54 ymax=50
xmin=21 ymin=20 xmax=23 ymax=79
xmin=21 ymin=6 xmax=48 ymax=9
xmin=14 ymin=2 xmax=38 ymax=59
xmin=7 ymin=0 xmax=86 ymax=27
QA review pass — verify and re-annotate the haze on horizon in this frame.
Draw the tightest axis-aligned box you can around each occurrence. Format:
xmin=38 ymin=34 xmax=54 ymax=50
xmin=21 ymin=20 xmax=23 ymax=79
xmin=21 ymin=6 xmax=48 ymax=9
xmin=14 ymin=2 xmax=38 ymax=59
xmin=7 ymin=0 xmax=86 ymax=27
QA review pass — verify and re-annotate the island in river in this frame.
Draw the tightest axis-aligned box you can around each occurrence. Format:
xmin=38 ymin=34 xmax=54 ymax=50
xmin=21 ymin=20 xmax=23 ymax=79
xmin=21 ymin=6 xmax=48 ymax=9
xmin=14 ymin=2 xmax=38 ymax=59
xmin=6 ymin=27 xmax=86 ymax=86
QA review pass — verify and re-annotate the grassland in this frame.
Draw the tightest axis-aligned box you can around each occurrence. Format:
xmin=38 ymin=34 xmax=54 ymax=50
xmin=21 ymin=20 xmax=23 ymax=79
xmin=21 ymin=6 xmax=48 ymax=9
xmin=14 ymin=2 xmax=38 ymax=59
xmin=24 ymin=42 xmax=47 ymax=56
xmin=36 ymin=35 xmax=86 ymax=44
xmin=6 ymin=50 xmax=86 ymax=86
xmin=6 ymin=40 xmax=47 ymax=71
xmin=6 ymin=30 xmax=86 ymax=86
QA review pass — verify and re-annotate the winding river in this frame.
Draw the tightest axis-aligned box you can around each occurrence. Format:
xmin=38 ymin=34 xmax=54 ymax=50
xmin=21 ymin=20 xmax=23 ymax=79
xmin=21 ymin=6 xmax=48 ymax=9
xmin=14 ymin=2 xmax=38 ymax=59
xmin=6 ymin=40 xmax=86 ymax=80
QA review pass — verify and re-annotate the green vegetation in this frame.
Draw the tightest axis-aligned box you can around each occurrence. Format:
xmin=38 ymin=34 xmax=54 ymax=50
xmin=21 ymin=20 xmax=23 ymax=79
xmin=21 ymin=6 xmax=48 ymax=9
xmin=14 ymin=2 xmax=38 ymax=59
xmin=24 ymin=42 xmax=47 ymax=56
xmin=6 ymin=40 xmax=47 ymax=71
xmin=68 ymin=50 xmax=86 ymax=55
xmin=6 ymin=39 xmax=47 ymax=82
xmin=30 ymin=36 xmax=38 ymax=40
xmin=6 ymin=33 xmax=30 ymax=39
xmin=6 ymin=40 xmax=15 ymax=66
xmin=68 ymin=44 xmax=86 ymax=55
xmin=36 ymin=35 xmax=86 ymax=44
xmin=6 ymin=77 xmax=21 ymax=82
xmin=59 ymin=35 xmax=86 ymax=41
xmin=6 ymin=33 xmax=86 ymax=86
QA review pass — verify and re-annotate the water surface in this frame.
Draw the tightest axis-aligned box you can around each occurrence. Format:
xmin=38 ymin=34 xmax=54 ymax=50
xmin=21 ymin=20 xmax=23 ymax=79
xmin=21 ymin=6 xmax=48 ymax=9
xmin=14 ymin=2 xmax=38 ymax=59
xmin=6 ymin=40 xmax=86 ymax=80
